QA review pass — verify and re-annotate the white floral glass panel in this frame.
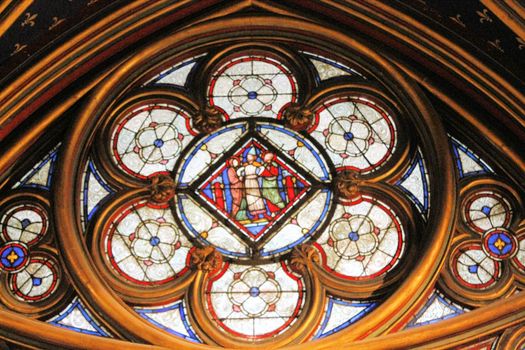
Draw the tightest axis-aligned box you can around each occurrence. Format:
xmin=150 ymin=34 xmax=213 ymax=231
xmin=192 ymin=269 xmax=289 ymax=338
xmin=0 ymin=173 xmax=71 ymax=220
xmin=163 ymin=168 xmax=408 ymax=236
xmin=103 ymin=199 xmax=193 ymax=284
xmin=48 ymin=297 xmax=111 ymax=337
xmin=315 ymin=196 xmax=405 ymax=279
xmin=311 ymin=97 xmax=397 ymax=174
xmin=205 ymin=262 xmax=305 ymax=341
xmin=111 ymin=103 xmax=196 ymax=179
xmin=208 ymin=56 xmax=298 ymax=119
xmin=406 ymin=290 xmax=468 ymax=328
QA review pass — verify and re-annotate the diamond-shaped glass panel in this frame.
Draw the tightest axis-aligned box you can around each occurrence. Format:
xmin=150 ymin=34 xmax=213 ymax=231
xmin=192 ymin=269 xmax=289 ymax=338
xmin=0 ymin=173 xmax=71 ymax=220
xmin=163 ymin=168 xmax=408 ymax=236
xmin=196 ymin=140 xmax=310 ymax=241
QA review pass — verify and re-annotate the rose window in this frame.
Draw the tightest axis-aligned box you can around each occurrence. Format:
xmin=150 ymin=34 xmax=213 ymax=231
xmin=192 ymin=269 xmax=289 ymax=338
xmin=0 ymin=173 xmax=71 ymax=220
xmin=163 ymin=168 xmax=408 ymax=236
xmin=2 ymin=26 xmax=523 ymax=349
xmin=47 ymin=45 xmax=428 ymax=346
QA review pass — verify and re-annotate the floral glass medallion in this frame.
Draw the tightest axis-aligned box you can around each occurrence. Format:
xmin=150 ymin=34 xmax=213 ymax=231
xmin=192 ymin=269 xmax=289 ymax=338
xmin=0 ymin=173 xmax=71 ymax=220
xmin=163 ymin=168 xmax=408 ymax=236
xmin=3 ymin=13 xmax=524 ymax=347
xmin=208 ymin=55 xmax=298 ymax=120
xmin=111 ymin=103 xmax=196 ymax=179
xmin=205 ymin=262 xmax=304 ymax=340
xmin=103 ymin=200 xmax=193 ymax=285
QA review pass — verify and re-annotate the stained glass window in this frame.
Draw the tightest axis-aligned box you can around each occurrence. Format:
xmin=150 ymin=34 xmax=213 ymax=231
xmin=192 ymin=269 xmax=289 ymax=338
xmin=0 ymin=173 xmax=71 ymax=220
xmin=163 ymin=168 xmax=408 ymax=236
xmin=48 ymin=297 xmax=111 ymax=337
xmin=0 ymin=194 xmax=65 ymax=307
xmin=2 ymin=35 xmax=522 ymax=349
xmin=205 ymin=262 xmax=304 ymax=341
xmin=145 ymin=54 xmax=206 ymax=87
xmin=1 ymin=204 xmax=47 ymax=245
xmin=80 ymin=159 xmax=114 ymax=228
xmin=13 ymin=144 xmax=60 ymax=190
xmin=396 ymin=149 xmax=430 ymax=217
xmin=68 ymin=50 xmax=416 ymax=344
xmin=406 ymin=289 xmax=468 ymax=328
xmin=9 ymin=253 xmax=60 ymax=302
xmin=314 ymin=296 xmax=377 ymax=338
xmin=314 ymin=195 xmax=405 ymax=279
xmin=302 ymin=51 xmax=366 ymax=82
xmin=450 ymin=135 xmax=493 ymax=178
xmin=441 ymin=173 xmax=523 ymax=307
xmin=463 ymin=191 xmax=512 ymax=233
xmin=102 ymin=199 xmax=193 ymax=285
xmin=135 ymin=299 xmax=201 ymax=342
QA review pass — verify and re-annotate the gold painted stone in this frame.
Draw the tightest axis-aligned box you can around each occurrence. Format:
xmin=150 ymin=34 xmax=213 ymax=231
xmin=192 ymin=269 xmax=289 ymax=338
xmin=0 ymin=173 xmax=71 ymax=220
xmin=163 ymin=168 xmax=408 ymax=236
xmin=336 ymin=170 xmax=362 ymax=200
xmin=191 ymin=246 xmax=223 ymax=272
xmin=282 ymin=103 xmax=314 ymax=131
xmin=193 ymin=106 xmax=224 ymax=133
xmin=290 ymin=243 xmax=320 ymax=274
xmin=149 ymin=174 xmax=175 ymax=203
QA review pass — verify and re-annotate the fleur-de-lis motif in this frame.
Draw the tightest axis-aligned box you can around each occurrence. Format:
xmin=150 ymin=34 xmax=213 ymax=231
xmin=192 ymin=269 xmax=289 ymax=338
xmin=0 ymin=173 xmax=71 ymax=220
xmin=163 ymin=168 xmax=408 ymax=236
xmin=449 ymin=14 xmax=466 ymax=28
xmin=48 ymin=17 xmax=65 ymax=30
xmin=21 ymin=12 xmax=38 ymax=27
xmin=421 ymin=4 xmax=441 ymax=19
xmin=517 ymin=37 xmax=525 ymax=50
xmin=10 ymin=43 xmax=27 ymax=56
xmin=477 ymin=8 xmax=492 ymax=23
xmin=488 ymin=39 xmax=504 ymax=53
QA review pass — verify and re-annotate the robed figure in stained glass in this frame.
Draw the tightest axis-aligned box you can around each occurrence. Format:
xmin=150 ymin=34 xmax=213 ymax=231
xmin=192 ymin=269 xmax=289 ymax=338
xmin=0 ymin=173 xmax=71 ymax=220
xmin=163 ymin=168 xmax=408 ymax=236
xmin=260 ymin=151 xmax=286 ymax=215
xmin=237 ymin=148 xmax=266 ymax=218
xmin=227 ymin=157 xmax=244 ymax=218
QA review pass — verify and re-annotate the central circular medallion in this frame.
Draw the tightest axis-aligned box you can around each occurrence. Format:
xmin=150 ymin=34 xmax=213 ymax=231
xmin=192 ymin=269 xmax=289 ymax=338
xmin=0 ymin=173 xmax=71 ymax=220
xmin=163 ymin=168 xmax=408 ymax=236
xmin=175 ymin=120 xmax=334 ymax=260
xmin=153 ymin=139 xmax=164 ymax=148
xmin=343 ymin=132 xmax=354 ymax=141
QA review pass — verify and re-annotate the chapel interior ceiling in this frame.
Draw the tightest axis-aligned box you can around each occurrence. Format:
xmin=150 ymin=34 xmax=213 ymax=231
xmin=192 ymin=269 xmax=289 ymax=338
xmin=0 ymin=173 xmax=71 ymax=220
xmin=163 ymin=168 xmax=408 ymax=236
xmin=1 ymin=0 xmax=524 ymax=86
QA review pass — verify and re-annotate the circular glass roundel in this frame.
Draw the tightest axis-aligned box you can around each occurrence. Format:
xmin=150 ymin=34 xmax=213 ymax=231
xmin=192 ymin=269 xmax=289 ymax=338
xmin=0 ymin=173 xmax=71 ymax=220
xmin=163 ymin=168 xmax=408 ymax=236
xmin=0 ymin=242 xmax=30 ymax=272
xmin=311 ymin=97 xmax=397 ymax=174
xmin=111 ymin=103 xmax=196 ymax=179
xmin=175 ymin=121 xmax=333 ymax=260
xmin=9 ymin=254 xmax=60 ymax=302
xmin=452 ymin=244 xmax=500 ymax=289
xmin=208 ymin=55 xmax=298 ymax=120
xmin=103 ymin=199 xmax=193 ymax=285
xmin=463 ymin=191 xmax=512 ymax=233
xmin=205 ymin=262 xmax=304 ymax=340
xmin=481 ymin=228 xmax=518 ymax=261
xmin=1 ymin=204 xmax=47 ymax=245
xmin=314 ymin=195 xmax=405 ymax=280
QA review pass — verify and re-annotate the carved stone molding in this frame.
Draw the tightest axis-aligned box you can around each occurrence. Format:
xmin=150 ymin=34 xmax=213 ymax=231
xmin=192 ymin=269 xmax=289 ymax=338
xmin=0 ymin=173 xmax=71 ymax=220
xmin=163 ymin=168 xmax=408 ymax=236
xmin=190 ymin=246 xmax=223 ymax=273
xmin=290 ymin=244 xmax=320 ymax=275
xmin=281 ymin=103 xmax=314 ymax=131
xmin=193 ymin=106 xmax=224 ymax=133
xmin=336 ymin=170 xmax=362 ymax=200
xmin=149 ymin=174 xmax=175 ymax=203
